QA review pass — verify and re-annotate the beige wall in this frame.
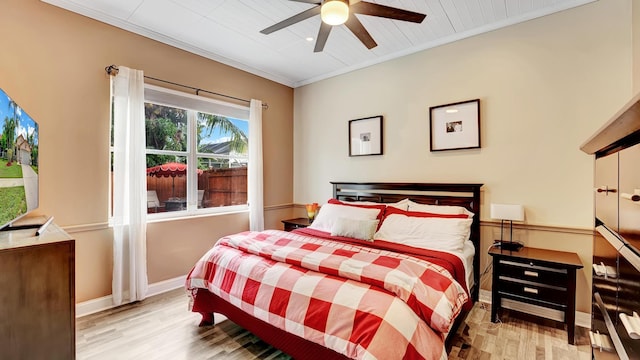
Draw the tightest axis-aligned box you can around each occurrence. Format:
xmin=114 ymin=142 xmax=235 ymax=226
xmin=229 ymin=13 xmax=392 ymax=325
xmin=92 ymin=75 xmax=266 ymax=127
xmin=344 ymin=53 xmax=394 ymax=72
xmin=1 ymin=0 xmax=294 ymax=302
xmin=293 ymin=0 xmax=634 ymax=313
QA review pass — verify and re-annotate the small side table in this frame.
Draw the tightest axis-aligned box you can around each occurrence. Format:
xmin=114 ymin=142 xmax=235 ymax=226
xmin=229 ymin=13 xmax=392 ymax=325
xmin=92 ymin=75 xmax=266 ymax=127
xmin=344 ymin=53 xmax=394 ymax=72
xmin=281 ymin=217 xmax=311 ymax=232
xmin=489 ymin=246 xmax=583 ymax=344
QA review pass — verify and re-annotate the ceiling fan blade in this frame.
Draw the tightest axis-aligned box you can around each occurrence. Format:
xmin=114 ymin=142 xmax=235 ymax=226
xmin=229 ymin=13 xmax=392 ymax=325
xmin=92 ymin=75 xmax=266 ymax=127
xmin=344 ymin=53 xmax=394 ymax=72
xmin=314 ymin=22 xmax=332 ymax=52
xmin=260 ymin=6 xmax=321 ymax=34
xmin=344 ymin=15 xmax=377 ymax=49
xmin=352 ymin=2 xmax=426 ymax=23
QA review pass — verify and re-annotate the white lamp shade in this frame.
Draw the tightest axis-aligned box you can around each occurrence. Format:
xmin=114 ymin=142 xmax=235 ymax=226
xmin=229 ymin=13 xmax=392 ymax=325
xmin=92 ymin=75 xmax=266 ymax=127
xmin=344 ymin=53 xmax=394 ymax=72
xmin=321 ymin=0 xmax=349 ymax=25
xmin=490 ymin=204 xmax=524 ymax=221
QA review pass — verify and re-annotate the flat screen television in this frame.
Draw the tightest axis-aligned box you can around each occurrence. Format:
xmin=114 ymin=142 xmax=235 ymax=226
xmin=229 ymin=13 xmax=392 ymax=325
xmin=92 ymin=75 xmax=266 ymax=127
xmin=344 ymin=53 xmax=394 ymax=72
xmin=0 ymin=87 xmax=39 ymax=231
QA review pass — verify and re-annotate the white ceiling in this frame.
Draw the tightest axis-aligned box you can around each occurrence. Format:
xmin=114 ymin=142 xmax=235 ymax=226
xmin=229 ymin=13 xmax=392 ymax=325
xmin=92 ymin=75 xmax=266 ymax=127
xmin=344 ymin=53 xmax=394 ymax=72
xmin=42 ymin=0 xmax=595 ymax=88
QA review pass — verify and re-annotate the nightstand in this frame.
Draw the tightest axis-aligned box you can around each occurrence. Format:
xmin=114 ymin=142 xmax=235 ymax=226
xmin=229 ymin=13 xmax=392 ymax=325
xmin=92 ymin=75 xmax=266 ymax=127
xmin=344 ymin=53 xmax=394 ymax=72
xmin=489 ymin=246 xmax=583 ymax=344
xmin=281 ymin=217 xmax=311 ymax=232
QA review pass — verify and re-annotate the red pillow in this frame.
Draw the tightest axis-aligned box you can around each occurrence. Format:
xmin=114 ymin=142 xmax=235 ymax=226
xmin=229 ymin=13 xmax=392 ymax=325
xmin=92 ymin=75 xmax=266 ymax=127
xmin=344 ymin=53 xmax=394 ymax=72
xmin=383 ymin=206 xmax=469 ymax=219
xmin=328 ymin=198 xmax=386 ymax=221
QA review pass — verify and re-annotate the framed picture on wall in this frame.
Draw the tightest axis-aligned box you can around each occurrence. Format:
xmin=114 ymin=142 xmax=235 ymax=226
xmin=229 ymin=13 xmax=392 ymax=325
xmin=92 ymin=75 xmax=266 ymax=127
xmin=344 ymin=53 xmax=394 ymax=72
xmin=349 ymin=115 xmax=383 ymax=156
xmin=429 ymin=99 xmax=480 ymax=151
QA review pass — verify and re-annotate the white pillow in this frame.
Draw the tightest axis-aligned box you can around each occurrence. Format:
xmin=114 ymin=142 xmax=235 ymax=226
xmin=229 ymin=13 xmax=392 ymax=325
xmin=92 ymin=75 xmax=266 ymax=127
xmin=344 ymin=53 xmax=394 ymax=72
xmin=374 ymin=214 xmax=473 ymax=252
xmin=406 ymin=200 xmax=474 ymax=218
xmin=388 ymin=198 xmax=409 ymax=210
xmin=309 ymin=203 xmax=382 ymax=233
xmin=331 ymin=218 xmax=379 ymax=241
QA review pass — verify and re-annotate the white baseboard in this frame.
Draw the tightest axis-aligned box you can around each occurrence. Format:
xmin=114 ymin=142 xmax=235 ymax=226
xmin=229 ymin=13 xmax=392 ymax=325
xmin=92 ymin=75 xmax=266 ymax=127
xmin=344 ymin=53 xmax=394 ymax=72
xmin=479 ymin=289 xmax=590 ymax=328
xmin=479 ymin=289 xmax=492 ymax=304
xmin=76 ymin=275 xmax=186 ymax=318
xmin=147 ymin=275 xmax=187 ymax=297
xmin=75 ymin=294 xmax=113 ymax=318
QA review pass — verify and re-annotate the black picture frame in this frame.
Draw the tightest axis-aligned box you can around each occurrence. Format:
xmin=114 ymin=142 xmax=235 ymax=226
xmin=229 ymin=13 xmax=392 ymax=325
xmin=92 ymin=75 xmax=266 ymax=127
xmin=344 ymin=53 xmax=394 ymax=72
xmin=349 ymin=115 xmax=383 ymax=156
xmin=429 ymin=99 xmax=481 ymax=151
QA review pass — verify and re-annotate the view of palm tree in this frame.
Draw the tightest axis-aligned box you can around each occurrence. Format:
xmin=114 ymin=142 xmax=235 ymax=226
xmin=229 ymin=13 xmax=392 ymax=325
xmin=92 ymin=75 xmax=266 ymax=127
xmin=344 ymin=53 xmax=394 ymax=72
xmin=144 ymin=102 xmax=248 ymax=169
xmin=199 ymin=113 xmax=247 ymax=155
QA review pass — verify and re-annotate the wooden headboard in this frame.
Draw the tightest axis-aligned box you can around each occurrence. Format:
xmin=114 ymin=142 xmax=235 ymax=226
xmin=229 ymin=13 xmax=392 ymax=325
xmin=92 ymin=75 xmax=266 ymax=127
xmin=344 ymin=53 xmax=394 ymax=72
xmin=331 ymin=182 xmax=483 ymax=301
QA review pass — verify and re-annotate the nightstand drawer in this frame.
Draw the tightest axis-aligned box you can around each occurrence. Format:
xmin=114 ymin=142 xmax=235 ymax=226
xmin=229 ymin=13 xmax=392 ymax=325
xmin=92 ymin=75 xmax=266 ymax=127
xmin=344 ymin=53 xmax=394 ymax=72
xmin=285 ymin=223 xmax=306 ymax=231
xmin=498 ymin=277 xmax=567 ymax=304
xmin=281 ymin=218 xmax=311 ymax=232
xmin=498 ymin=259 xmax=568 ymax=284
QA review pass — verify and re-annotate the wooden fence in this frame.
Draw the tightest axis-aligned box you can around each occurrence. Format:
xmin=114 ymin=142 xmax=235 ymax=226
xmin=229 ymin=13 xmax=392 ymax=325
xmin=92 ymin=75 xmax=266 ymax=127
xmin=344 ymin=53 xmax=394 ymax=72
xmin=147 ymin=167 xmax=247 ymax=208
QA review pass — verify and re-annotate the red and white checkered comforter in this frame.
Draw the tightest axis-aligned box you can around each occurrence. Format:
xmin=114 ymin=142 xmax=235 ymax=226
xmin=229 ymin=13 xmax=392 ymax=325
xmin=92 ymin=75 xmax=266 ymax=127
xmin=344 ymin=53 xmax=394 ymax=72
xmin=186 ymin=230 xmax=469 ymax=360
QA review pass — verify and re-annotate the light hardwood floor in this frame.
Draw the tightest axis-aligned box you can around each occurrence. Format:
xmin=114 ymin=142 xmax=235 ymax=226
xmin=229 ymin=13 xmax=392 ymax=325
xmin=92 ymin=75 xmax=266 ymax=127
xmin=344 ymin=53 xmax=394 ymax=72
xmin=76 ymin=289 xmax=592 ymax=360
xmin=448 ymin=303 xmax=591 ymax=360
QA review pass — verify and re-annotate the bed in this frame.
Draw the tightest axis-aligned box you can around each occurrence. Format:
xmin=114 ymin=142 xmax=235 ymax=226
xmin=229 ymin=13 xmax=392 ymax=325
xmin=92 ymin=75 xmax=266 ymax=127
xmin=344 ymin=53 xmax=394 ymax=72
xmin=186 ymin=182 xmax=482 ymax=359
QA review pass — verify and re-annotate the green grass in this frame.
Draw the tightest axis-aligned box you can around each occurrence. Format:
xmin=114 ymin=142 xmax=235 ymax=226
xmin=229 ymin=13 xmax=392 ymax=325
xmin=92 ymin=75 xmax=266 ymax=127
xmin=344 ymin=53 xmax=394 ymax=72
xmin=0 ymin=163 xmax=23 ymax=178
xmin=0 ymin=186 xmax=27 ymax=226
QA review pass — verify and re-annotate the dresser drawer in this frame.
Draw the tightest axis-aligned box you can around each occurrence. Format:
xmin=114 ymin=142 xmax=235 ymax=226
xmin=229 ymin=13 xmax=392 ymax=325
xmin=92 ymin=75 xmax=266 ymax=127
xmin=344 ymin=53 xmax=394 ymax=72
xmin=498 ymin=259 xmax=568 ymax=284
xmin=498 ymin=276 xmax=567 ymax=305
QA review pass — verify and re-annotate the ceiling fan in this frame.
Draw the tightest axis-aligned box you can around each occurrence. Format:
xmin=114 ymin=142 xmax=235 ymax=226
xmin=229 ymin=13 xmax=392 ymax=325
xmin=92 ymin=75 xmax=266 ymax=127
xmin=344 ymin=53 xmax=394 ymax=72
xmin=260 ymin=0 xmax=427 ymax=53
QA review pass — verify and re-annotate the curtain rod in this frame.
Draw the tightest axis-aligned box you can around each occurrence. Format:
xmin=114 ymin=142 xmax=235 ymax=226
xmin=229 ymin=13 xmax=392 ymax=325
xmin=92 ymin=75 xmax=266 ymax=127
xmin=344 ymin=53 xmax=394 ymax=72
xmin=105 ymin=65 xmax=268 ymax=109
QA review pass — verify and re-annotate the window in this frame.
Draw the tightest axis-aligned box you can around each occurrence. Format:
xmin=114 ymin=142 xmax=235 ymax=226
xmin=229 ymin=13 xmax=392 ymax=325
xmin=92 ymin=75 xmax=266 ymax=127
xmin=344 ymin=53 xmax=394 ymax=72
xmin=111 ymin=84 xmax=250 ymax=218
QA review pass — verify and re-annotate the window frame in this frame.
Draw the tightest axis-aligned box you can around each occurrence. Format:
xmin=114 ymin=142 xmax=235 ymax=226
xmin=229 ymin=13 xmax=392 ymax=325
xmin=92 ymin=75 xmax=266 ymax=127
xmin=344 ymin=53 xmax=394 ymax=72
xmin=109 ymin=84 xmax=251 ymax=222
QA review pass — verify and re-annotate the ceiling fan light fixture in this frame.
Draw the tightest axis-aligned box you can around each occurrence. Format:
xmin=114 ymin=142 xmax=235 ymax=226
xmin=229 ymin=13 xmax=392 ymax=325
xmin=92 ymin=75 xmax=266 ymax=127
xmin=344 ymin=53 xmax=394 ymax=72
xmin=321 ymin=0 xmax=349 ymax=26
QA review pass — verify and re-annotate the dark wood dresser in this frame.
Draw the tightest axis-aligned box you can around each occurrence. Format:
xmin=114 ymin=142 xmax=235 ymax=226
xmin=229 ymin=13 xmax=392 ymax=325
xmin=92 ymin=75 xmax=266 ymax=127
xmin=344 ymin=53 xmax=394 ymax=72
xmin=489 ymin=246 xmax=583 ymax=344
xmin=0 ymin=221 xmax=75 ymax=360
xmin=582 ymin=93 xmax=640 ymax=359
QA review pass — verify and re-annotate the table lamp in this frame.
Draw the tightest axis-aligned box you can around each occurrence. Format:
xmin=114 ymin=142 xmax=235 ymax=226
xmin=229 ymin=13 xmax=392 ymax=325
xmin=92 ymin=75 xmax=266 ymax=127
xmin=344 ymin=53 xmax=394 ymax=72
xmin=491 ymin=203 xmax=525 ymax=251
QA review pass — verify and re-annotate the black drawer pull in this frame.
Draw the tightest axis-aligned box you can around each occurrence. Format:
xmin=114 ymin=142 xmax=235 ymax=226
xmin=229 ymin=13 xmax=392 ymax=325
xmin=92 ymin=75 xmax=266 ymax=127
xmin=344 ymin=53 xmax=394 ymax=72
xmin=596 ymin=186 xmax=617 ymax=194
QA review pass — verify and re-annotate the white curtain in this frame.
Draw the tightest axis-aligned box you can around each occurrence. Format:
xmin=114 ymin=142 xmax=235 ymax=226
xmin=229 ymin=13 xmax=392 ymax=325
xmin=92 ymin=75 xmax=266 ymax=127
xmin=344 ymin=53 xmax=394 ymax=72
xmin=248 ymin=99 xmax=264 ymax=231
xmin=111 ymin=66 xmax=148 ymax=305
